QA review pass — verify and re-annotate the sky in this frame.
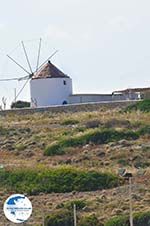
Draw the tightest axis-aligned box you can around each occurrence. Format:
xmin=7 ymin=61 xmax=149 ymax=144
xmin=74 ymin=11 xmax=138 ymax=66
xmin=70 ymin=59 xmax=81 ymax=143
xmin=0 ymin=0 xmax=150 ymax=108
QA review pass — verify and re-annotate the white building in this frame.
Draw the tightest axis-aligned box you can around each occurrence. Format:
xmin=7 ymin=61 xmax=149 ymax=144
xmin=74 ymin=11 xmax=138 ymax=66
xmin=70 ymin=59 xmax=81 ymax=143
xmin=68 ymin=92 xmax=135 ymax=104
xmin=69 ymin=94 xmax=113 ymax=104
xmin=30 ymin=60 xmax=146 ymax=108
xmin=30 ymin=61 xmax=72 ymax=107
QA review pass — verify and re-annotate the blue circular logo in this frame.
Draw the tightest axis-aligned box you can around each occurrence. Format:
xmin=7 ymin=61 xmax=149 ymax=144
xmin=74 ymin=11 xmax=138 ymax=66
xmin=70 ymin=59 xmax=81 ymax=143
xmin=3 ymin=194 xmax=32 ymax=223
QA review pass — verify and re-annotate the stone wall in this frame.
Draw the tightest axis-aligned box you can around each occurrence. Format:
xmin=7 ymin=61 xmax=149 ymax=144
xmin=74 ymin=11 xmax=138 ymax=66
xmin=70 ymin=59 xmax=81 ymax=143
xmin=0 ymin=100 xmax=138 ymax=116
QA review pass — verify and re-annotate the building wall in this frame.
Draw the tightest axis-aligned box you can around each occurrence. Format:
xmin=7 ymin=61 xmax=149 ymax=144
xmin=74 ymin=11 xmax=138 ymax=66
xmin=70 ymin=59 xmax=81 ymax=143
xmin=69 ymin=95 xmax=112 ymax=104
xmin=30 ymin=77 xmax=72 ymax=107
xmin=68 ymin=93 xmax=139 ymax=104
xmin=113 ymin=93 xmax=140 ymax=101
xmin=0 ymin=100 xmax=138 ymax=116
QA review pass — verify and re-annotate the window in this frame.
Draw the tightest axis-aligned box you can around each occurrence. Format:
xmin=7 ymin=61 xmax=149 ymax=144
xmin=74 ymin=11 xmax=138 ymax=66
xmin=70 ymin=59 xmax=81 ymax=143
xmin=62 ymin=100 xmax=68 ymax=105
xmin=63 ymin=80 xmax=66 ymax=85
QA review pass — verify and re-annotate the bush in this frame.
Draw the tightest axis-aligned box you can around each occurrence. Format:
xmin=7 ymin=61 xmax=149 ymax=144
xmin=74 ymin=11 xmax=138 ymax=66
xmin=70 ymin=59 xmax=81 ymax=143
xmin=58 ymin=199 xmax=87 ymax=211
xmin=85 ymin=120 xmax=101 ymax=129
xmin=125 ymin=99 xmax=150 ymax=112
xmin=61 ymin=119 xmax=79 ymax=125
xmin=105 ymin=215 xmax=128 ymax=226
xmin=0 ymin=167 xmax=119 ymax=194
xmin=44 ymin=144 xmax=65 ymax=156
xmin=105 ymin=119 xmax=131 ymax=129
xmin=79 ymin=214 xmax=103 ymax=226
xmin=138 ymin=125 xmax=150 ymax=136
xmin=15 ymin=143 xmax=26 ymax=151
xmin=11 ymin=100 xmax=30 ymax=109
xmin=117 ymin=159 xmax=128 ymax=166
xmin=44 ymin=128 xmax=139 ymax=156
xmin=105 ymin=211 xmax=150 ymax=226
xmin=45 ymin=212 xmax=104 ymax=226
xmin=134 ymin=211 xmax=150 ymax=226
xmin=0 ymin=126 xmax=8 ymax=136
xmin=45 ymin=210 xmax=73 ymax=226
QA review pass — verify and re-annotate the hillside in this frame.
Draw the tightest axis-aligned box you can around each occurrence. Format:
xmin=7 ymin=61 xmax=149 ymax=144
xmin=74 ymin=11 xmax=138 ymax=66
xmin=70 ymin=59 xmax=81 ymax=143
xmin=0 ymin=101 xmax=150 ymax=225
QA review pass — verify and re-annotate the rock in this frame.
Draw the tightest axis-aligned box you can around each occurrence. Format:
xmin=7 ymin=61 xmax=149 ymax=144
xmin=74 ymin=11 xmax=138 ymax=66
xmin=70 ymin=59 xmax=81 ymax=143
xmin=132 ymin=194 xmax=141 ymax=201
xmin=100 ymin=194 xmax=107 ymax=200
xmin=63 ymin=158 xmax=72 ymax=164
xmin=118 ymin=139 xmax=131 ymax=147
xmin=104 ymin=161 xmax=110 ymax=166
xmin=23 ymin=150 xmax=34 ymax=158
xmin=83 ymin=150 xmax=88 ymax=154
xmin=97 ymin=151 xmax=106 ymax=158
xmin=112 ymin=191 xmax=117 ymax=196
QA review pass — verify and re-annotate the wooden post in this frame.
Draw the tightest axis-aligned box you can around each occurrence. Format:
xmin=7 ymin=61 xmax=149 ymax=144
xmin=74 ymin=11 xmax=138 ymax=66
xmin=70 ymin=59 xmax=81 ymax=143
xmin=73 ymin=204 xmax=77 ymax=226
xmin=14 ymin=88 xmax=16 ymax=103
xmin=129 ymin=177 xmax=133 ymax=226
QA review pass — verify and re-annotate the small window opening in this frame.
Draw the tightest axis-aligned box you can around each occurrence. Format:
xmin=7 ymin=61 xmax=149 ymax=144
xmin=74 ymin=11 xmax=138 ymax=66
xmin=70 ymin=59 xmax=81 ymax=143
xmin=62 ymin=100 xmax=68 ymax=105
xmin=63 ymin=80 xmax=67 ymax=85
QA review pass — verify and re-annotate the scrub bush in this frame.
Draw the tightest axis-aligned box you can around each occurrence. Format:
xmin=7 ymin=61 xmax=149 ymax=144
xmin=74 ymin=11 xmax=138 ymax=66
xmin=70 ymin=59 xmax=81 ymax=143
xmin=105 ymin=211 xmax=150 ymax=226
xmin=125 ymin=99 xmax=150 ymax=112
xmin=44 ymin=128 xmax=139 ymax=156
xmin=0 ymin=167 xmax=119 ymax=195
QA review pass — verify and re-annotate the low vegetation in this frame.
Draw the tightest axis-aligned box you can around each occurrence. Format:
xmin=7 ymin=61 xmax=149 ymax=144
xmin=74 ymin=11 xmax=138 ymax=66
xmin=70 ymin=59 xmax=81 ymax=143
xmin=11 ymin=100 xmax=30 ymax=109
xmin=0 ymin=167 xmax=119 ymax=194
xmin=125 ymin=99 xmax=150 ymax=112
xmin=45 ymin=210 xmax=73 ymax=226
xmin=0 ymin=103 xmax=150 ymax=225
xmin=61 ymin=118 xmax=79 ymax=125
xmin=57 ymin=199 xmax=87 ymax=210
xmin=45 ymin=211 xmax=102 ymax=226
xmin=44 ymin=144 xmax=65 ymax=156
xmin=105 ymin=211 xmax=150 ymax=226
xmin=45 ymin=211 xmax=150 ymax=226
xmin=44 ymin=128 xmax=139 ymax=156
xmin=0 ymin=126 xmax=8 ymax=135
xmin=79 ymin=214 xmax=102 ymax=226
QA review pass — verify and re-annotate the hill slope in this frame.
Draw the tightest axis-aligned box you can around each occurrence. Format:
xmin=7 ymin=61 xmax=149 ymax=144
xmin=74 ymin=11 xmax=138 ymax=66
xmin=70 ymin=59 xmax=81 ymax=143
xmin=0 ymin=102 xmax=150 ymax=225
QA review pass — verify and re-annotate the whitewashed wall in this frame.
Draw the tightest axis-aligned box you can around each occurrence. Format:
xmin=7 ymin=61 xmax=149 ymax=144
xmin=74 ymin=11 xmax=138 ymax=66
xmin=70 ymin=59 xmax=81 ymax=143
xmin=69 ymin=94 xmax=112 ymax=104
xmin=30 ymin=77 xmax=72 ymax=107
xmin=69 ymin=93 xmax=139 ymax=104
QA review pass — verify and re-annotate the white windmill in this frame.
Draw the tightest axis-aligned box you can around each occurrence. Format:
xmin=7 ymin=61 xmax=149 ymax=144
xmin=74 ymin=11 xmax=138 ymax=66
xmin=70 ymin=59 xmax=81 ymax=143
xmin=0 ymin=39 xmax=73 ymax=108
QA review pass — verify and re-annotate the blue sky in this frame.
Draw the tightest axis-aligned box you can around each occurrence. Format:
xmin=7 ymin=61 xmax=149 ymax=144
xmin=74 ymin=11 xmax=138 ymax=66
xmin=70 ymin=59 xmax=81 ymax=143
xmin=0 ymin=0 xmax=149 ymax=108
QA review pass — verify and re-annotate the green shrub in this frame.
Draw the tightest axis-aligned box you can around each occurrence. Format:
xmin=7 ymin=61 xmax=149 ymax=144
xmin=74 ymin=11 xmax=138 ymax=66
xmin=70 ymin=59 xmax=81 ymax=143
xmin=134 ymin=158 xmax=150 ymax=168
xmin=79 ymin=214 xmax=103 ymax=226
xmin=117 ymin=159 xmax=128 ymax=166
xmin=125 ymin=99 xmax=150 ymax=112
xmin=105 ymin=211 xmax=150 ymax=226
xmin=44 ymin=128 xmax=139 ymax=156
xmin=45 ymin=212 xmax=104 ymax=226
xmin=58 ymin=199 xmax=87 ymax=210
xmin=133 ymin=211 xmax=150 ymax=226
xmin=138 ymin=125 xmax=150 ymax=136
xmin=105 ymin=215 xmax=128 ymax=226
xmin=0 ymin=126 xmax=8 ymax=136
xmin=15 ymin=143 xmax=26 ymax=151
xmin=44 ymin=144 xmax=65 ymax=156
xmin=45 ymin=210 xmax=73 ymax=226
xmin=61 ymin=119 xmax=79 ymax=125
xmin=11 ymin=100 xmax=30 ymax=109
xmin=0 ymin=167 xmax=119 ymax=194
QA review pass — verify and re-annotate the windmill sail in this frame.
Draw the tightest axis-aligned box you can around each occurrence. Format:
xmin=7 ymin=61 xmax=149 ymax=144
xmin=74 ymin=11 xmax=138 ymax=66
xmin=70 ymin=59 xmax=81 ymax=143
xmin=0 ymin=39 xmax=58 ymax=102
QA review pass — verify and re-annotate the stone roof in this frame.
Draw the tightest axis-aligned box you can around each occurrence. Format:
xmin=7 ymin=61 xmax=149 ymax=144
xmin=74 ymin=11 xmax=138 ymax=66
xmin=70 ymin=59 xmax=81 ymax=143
xmin=32 ymin=61 xmax=69 ymax=79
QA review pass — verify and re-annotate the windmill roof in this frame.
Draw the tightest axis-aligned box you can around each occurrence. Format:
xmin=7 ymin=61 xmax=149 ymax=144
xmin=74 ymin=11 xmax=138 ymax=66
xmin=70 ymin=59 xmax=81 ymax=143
xmin=32 ymin=61 xmax=69 ymax=79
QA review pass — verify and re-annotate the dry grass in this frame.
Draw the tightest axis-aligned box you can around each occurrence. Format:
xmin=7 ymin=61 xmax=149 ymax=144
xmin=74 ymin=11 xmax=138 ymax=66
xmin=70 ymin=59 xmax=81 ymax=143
xmin=0 ymin=107 xmax=149 ymax=225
